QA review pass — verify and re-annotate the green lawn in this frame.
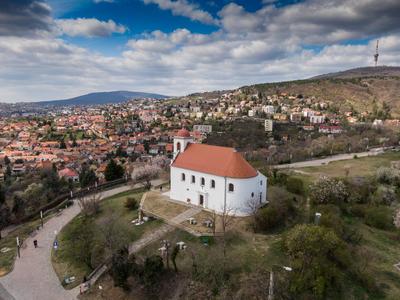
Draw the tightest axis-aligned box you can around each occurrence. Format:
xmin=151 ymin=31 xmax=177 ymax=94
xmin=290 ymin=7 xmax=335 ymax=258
xmin=297 ymin=151 xmax=400 ymax=180
xmin=52 ymin=188 xmax=163 ymax=289
xmin=355 ymin=221 xmax=400 ymax=299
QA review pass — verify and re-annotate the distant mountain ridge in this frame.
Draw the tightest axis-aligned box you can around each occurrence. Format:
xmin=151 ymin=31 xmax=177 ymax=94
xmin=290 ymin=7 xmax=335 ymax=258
xmin=36 ymin=91 xmax=169 ymax=106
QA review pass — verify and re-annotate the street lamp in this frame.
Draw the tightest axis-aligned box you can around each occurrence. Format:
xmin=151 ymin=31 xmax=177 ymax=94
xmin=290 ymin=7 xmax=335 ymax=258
xmin=268 ymin=264 xmax=292 ymax=300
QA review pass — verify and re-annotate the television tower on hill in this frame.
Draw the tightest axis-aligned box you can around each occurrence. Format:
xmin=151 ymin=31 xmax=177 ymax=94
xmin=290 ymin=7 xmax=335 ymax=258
xmin=374 ymin=40 xmax=379 ymax=67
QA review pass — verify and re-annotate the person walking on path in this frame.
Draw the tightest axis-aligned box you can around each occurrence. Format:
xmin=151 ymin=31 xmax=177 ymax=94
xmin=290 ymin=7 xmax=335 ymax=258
xmin=33 ymin=240 xmax=38 ymax=248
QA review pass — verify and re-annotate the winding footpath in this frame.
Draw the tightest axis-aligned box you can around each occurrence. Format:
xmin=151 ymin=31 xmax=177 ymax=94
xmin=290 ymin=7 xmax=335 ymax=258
xmin=0 ymin=183 xmax=162 ymax=300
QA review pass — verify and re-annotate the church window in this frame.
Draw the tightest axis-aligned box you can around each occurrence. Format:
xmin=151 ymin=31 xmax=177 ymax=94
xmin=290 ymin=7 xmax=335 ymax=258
xmin=228 ymin=183 xmax=234 ymax=192
xmin=201 ymin=177 xmax=205 ymax=186
xmin=251 ymin=192 xmax=254 ymax=197
xmin=177 ymin=142 xmax=181 ymax=152
xmin=181 ymin=173 xmax=185 ymax=181
xmin=191 ymin=175 xmax=195 ymax=183
xmin=211 ymin=179 xmax=215 ymax=188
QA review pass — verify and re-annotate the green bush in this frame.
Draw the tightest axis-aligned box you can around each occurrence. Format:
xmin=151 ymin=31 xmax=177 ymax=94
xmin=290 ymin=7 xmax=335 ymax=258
xmin=371 ymin=185 xmax=397 ymax=206
xmin=349 ymin=204 xmax=367 ymax=218
xmin=254 ymin=205 xmax=282 ymax=231
xmin=284 ymin=224 xmax=350 ymax=299
xmin=254 ymin=195 xmax=296 ymax=231
xmin=364 ymin=206 xmax=393 ymax=230
xmin=346 ymin=178 xmax=377 ymax=204
xmin=286 ymin=177 xmax=304 ymax=195
xmin=110 ymin=247 xmax=132 ymax=290
xmin=143 ymin=255 xmax=164 ymax=288
xmin=125 ymin=197 xmax=139 ymax=210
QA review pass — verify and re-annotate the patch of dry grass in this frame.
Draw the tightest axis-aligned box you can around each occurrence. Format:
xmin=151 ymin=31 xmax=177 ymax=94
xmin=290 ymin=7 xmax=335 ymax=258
xmin=298 ymin=151 xmax=400 ymax=180
xmin=142 ymin=191 xmax=188 ymax=220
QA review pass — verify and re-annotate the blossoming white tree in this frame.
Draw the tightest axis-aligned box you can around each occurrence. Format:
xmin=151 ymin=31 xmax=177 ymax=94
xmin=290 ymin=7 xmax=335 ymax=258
xmin=309 ymin=176 xmax=349 ymax=205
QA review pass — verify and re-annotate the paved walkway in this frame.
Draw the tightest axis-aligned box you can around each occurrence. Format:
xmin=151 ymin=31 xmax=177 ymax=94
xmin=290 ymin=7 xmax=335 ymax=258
xmin=128 ymin=224 xmax=174 ymax=254
xmin=0 ymin=183 xmax=160 ymax=300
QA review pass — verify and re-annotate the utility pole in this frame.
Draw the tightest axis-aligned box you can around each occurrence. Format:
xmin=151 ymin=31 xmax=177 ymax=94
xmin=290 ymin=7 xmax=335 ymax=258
xmin=268 ymin=269 xmax=274 ymax=300
xmin=374 ymin=40 xmax=379 ymax=67
xmin=268 ymin=265 xmax=292 ymax=300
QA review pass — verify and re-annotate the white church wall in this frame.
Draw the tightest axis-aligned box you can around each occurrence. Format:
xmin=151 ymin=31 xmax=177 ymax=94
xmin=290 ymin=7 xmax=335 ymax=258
xmin=226 ymin=172 xmax=267 ymax=216
xmin=170 ymin=166 xmax=226 ymax=211
xmin=170 ymin=166 xmax=267 ymax=216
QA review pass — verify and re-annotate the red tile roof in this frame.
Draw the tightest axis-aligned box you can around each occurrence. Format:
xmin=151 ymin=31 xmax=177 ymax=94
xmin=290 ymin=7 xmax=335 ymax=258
xmin=176 ymin=128 xmax=190 ymax=137
xmin=58 ymin=168 xmax=78 ymax=178
xmin=172 ymin=143 xmax=257 ymax=178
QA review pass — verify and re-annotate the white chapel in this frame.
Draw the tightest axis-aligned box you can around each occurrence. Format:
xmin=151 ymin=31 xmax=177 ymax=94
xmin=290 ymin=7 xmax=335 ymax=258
xmin=170 ymin=128 xmax=267 ymax=216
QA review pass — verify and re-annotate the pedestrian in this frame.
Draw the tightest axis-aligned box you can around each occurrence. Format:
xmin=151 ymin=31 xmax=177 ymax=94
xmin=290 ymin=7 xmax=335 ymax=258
xmin=33 ymin=240 xmax=38 ymax=248
xmin=160 ymin=185 xmax=163 ymax=192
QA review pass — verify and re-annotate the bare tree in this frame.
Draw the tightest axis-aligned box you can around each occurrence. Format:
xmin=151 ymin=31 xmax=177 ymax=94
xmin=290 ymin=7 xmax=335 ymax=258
xmin=220 ymin=202 xmax=236 ymax=266
xmin=131 ymin=165 xmax=161 ymax=189
xmin=77 ymin=192 xmax=102 ymax=216
xmin=205 ymin=209 xmax=218 ymax=236
xmin=246 ymin=197 xmax=260 ymax=231
xmin=96 ymin=213 xmax=130 ymax=257
xmin=221 ymin=203 xmax=235 ymax=237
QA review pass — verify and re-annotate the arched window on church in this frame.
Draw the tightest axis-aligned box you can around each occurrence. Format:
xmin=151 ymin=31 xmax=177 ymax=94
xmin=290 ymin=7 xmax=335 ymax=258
xmin=228 ymin=183 xmax=234 ymax=192
xmin=191 ymin=175 xmax=195 ymax=184
xmin=181 ymin=173 xmax=185 ymax=181
xmin=176 ymin=142 xmax=181 ymax=152
xmin=211 ymin=179 xmax=215 ymax=189
xmin=201 ymin=177 xmax=205 ymax=186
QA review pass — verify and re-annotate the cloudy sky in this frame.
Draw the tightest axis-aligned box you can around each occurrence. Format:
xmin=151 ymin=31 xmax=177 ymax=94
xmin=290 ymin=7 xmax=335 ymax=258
xmin=0 ymin=0 xmax=399 ymax=102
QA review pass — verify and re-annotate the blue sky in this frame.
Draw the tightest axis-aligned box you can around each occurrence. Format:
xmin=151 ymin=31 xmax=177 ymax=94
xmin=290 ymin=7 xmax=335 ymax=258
xmin=0 ymin=0 xmax=399 ymax=101
xmin=48 ymin=0 xmax=279 ymax=55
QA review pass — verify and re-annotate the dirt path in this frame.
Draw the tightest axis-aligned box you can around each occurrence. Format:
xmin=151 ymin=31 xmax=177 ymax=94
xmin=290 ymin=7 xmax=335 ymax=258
xmin=74 ymin=202 xmax=201 ymax=295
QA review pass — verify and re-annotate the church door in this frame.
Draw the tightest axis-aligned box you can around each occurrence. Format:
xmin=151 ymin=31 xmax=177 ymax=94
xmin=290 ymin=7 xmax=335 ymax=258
xmin=199 ymin=194 xmax=204 ymax=206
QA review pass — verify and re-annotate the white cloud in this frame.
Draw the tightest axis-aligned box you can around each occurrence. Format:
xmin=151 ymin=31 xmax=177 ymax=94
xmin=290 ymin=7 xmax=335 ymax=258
xmin=56 ymin=18 xmax=126 ymax=37
xmin=93 ymin=0 xmax=114 ymax=3
xmin=1 ymin=0 xmax=400 ymax=101
xmin=1 ymin=28 xmax=399 ymax=102
xmin=218 ymin=0 xmax=400 ymax=44
xmin=142 ymin=0 xmax=218 ymax=25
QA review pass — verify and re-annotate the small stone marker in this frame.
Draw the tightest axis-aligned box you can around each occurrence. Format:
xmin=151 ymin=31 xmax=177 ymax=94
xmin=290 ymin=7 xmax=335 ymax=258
xmin=204 ymin=220 xmax=213 ymax=228
xmin=176 ymin=241 xmax=187 ymax=250
xmin=64 ymin=276 xmax=76 ymax=284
